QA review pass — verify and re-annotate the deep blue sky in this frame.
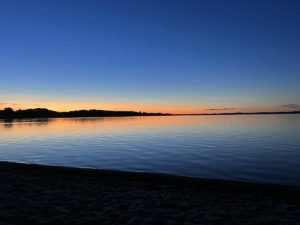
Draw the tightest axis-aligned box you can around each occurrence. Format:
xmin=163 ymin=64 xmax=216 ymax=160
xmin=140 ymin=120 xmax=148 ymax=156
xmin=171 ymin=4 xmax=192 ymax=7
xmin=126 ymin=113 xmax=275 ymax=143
xmin=1 ymin=0 xmax=299 ymax=113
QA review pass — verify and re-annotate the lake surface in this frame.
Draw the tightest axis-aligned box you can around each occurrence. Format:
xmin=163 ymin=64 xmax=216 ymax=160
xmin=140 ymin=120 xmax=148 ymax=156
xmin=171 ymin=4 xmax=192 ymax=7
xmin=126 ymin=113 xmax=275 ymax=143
xmin=1 ymin=115 xmax=300 ymax=185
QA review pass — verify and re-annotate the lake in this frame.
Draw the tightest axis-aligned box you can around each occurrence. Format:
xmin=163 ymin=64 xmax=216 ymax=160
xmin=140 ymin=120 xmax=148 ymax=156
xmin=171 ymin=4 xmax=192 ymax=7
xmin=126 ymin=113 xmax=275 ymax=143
xmin=0 ymin=115 xmax=300 ymax=185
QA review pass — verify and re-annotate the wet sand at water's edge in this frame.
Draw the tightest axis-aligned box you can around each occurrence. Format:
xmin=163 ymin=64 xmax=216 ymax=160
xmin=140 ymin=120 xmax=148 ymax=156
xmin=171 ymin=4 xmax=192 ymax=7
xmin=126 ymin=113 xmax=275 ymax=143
xmin=0 ymin=161 xmax=299 ymax=225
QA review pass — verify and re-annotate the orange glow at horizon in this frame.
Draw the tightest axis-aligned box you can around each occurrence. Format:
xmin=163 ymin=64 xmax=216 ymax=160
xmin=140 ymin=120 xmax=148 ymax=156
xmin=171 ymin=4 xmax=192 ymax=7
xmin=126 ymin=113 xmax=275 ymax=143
xmin=4 ymin=102 xmax=207 ymax=114
xmin=0 ymin=113 xmax=275 ymax=137
xmin=0 ymin=99 xmax=284 ymax=115
xmin=0 ymin=96 xmax=287 ymax=115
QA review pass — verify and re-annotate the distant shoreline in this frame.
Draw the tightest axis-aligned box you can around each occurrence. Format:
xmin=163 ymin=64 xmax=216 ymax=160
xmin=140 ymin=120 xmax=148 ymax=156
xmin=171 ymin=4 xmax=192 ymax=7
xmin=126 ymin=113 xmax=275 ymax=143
xmin=0 ymin=108 xmax=170 ymax=120
xmin=0 ymin=108 xmax=299 ymax=120
xmin=174 ymin=111 xmax=300 ymax=116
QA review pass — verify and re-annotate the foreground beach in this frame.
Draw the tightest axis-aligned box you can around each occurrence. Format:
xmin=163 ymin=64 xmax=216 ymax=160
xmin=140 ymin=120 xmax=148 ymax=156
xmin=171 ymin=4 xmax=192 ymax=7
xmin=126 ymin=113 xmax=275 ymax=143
xmin=0 ymin=162 xmax=299 ymax=225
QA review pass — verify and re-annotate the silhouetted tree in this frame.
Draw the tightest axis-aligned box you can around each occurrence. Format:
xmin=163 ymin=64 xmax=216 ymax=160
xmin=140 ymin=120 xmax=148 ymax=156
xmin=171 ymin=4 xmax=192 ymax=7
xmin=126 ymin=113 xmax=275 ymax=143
xmin=0 ymin=107 xmax=14 ymax=118
xmin=4 ymin=107 xmax=14 ymax=113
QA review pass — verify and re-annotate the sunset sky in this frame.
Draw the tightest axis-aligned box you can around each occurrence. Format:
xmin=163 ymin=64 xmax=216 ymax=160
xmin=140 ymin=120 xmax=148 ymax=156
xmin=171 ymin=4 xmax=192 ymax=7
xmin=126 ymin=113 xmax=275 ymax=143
xmin=1 ymin=0 xmax=299 ymax=114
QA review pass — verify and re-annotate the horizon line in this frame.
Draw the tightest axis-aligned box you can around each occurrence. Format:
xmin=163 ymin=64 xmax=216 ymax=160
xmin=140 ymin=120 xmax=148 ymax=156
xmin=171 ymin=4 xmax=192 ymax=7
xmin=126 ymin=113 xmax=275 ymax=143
xmin=1 ymin=107 xmax=300 ymax=117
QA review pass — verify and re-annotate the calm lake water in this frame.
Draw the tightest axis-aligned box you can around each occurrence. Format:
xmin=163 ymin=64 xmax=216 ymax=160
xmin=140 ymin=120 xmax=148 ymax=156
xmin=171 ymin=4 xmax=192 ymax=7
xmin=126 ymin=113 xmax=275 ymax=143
xmin=1 ymin=115 xmax=300 ymax=185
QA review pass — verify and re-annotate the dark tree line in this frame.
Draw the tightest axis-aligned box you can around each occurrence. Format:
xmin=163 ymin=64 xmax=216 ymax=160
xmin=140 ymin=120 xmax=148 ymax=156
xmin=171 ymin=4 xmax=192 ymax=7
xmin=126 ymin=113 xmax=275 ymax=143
xmin=0 ymin=108 xmax=170 ymax=119
xmin=1 ymin=107 xmax=299 ymax=119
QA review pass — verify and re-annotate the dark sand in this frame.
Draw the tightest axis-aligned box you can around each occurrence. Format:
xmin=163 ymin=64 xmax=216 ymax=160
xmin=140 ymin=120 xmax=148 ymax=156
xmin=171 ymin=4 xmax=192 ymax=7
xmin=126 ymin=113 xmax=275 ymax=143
xmin=0 ymin=162 xmax=299 ymax=225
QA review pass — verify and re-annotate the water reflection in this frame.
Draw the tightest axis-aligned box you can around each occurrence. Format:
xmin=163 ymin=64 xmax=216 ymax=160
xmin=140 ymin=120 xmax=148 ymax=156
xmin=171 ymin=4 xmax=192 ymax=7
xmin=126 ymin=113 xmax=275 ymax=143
xmin=2 ymin=119 xmax=14 ymax=129
xmin=0 ymin=118 xmax=50 ymax=129
xmin=1 ymin=115 xmax=291 ymax=134
xmin=0 ymin=115 xmax=300 ymax=185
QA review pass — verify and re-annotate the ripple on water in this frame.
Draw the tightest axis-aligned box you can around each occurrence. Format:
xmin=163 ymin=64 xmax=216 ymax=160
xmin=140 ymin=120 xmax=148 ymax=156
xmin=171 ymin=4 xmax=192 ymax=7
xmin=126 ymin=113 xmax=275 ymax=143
xmin=0 ymin=115 xmax=300 ymax=185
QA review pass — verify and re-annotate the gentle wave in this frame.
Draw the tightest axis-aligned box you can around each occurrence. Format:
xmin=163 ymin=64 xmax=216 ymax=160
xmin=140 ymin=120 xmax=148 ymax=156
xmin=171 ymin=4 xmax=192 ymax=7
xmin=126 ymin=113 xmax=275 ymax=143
xmin=0 ymin=115 xmax=300 ymax=185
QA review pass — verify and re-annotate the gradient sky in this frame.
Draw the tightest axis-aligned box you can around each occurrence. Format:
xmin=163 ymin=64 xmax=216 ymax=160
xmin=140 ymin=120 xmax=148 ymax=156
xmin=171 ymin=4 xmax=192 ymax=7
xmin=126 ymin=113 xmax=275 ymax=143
xmin=1 ymin=0 xmax=299 ymax=113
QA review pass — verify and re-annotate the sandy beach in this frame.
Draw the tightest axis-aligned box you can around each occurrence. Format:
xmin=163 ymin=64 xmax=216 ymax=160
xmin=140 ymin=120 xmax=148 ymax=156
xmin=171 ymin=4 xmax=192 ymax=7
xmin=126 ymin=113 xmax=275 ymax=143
xmin=0 ymin=161 xmax=299 ymax=225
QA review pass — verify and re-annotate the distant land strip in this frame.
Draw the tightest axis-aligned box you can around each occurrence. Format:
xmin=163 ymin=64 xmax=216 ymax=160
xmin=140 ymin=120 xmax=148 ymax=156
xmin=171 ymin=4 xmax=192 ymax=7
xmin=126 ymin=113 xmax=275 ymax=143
xmin=0 ymin=108 xmax=170 ymax=119
xmin=174 ymin=111 xmax=300 ymax=116
xmin=0 ymin=107 xmax=300 ymax=119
